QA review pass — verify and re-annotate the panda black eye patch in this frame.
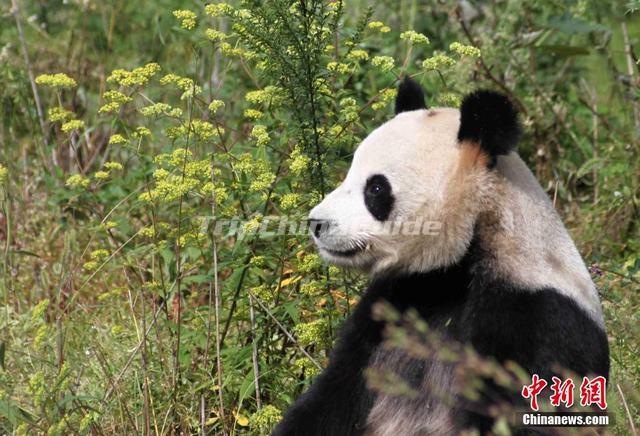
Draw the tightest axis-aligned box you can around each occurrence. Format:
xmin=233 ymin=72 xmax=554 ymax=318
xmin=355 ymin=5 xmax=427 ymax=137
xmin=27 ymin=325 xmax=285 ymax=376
xmin=364 ymin=174 xmax=394 ymax=221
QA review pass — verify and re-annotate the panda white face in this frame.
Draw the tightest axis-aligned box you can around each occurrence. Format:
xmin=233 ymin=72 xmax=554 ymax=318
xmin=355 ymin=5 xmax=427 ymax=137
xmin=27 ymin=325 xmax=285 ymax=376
xmin=309 ymin=108 xmax=470 ymax=275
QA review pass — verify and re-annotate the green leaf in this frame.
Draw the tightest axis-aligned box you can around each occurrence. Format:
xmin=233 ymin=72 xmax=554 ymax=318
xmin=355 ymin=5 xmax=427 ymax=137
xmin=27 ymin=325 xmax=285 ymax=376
xmin=546 ymin=14 xmax=609 ymax=35
xmin=536 ymin=45 xmax=590 ymax=56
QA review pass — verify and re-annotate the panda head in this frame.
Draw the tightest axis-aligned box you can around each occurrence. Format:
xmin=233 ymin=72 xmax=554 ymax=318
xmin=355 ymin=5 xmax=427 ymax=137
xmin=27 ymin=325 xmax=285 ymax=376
xmin=308 ymin=78 xmax=522 ymax=275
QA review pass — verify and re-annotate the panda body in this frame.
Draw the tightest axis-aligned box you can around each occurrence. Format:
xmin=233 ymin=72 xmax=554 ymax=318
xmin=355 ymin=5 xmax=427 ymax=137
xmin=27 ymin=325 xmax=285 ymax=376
xmin=274 ymin=80 xmax=609 ymax=435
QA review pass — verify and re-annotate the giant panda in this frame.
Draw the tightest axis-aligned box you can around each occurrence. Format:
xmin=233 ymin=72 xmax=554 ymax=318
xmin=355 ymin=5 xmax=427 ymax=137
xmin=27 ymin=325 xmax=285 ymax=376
xmin=273 ymin=78 xmax=609 ymax=435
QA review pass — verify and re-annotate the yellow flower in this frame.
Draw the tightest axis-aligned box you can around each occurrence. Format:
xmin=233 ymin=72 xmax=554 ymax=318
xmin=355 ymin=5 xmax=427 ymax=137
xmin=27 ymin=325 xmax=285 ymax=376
xmin=61 ymin=119 xmax=85 ymax=133
xmin=279 ymin=193 xmax=299 ymax=210
xmin=172 ymin=10 xmax=197 ymax=30
xmin=31 ymin=298 xmax=50 ymax=321
xmin=208 ymin=99 xmax=225 ymax=114
xmin=250 ymin=405 xmax=283 ymax=433
xmin=104 ymin=90 xmax=132 ymax=104
xmin=293 ymin=319 xmax=328 ymax=346
xmin=108 ymin=134 xmax=127 ymax=145
xmin=422 ymin=53 xmax=456 ymax=71
xmin=288 ymin=148 xmax=310 ymax=176
xmin=205 ymin=3 xmax=233 ymax=17
xmin=371 ymin=56 xmax=395 ymax=72
xmin=140 ymin=103 xmax=182 ymax=118
xmin=98 ymin=102 xmax=120 ymax=114
xmin=243 ymin=109 xmax=263 ymax=119
xmin=104 ymin=161 xmax=123 ymax=171
xmin=48 ymin=107 xmax=73 ymax=122
xmin=347 ymin=49 xmax=369 ymax=62
xmin=245 ymin=86 xmax=285 ymax=106
xmin=400 ymin=30 xmax=430 ymax=45
xmin=438 ymin=92 xmax=462 ymax=107
xmin=160 ymin=74 xmax=202 ymax=100
xmin=205 ymin=28 xmax=227 ymax=42
xmin=90 ymin=249 xmax=110 ymax=260
xmin=83 ymin=261 xmax=98 ymax=271
xmin=327 ymin=62 xmax=351 ymax=74
xmin=250 ymin=124 xmax=270 ymax=146
xmin=449 ymin=42 xmax=481 ymax=58
xmin=368 ymin=21 xmax=391 ymax=33
xmin=249 ymin=171 xmax=275 ymax=192
xmin=35 ymin=73 xmax=77 ymax=89
xmin=107 ymin=63 xmax=161 ymax=87
xmin=66 ymin=174 xmax=90 ymax=189
xmin=94 ymin=171 xmax=110 ymax=180
xmin=0 ymin=164 xmax=7 ymax=184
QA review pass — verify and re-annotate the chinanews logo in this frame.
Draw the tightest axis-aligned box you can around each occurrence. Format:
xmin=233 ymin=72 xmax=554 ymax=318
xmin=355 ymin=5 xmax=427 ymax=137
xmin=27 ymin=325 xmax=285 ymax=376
xmin=520 ymin=375 xmax=609 ymax=427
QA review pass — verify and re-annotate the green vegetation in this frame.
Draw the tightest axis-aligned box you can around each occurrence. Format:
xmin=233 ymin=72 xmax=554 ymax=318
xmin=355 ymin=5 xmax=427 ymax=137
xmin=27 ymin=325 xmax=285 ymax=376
xmin=0 ymin=0 xmax=638 ymax=434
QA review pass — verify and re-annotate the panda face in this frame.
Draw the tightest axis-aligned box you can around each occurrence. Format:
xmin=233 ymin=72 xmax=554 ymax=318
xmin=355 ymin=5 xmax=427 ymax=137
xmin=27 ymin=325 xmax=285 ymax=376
xmin=308 ymin=108 xmax=465 ymax=274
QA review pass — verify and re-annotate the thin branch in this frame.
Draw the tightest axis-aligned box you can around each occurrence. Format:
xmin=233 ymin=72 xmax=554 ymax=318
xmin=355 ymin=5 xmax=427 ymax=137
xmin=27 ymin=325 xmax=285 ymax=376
xmin=454 ymin=6 xmax=528 ymax=115
xmin=621 ymin=21 xmax=640 ymax=130
xmin=11 ymin=0 xmax=51 ymax=166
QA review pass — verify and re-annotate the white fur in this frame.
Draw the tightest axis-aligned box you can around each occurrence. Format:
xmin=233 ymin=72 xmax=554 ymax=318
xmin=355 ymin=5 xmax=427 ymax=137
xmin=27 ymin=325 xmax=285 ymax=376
xmin=309 ymin=108 xmax=603 ymax=325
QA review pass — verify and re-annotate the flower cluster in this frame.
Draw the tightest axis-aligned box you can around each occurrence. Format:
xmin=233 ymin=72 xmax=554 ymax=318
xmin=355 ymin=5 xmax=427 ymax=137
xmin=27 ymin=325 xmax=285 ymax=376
xmin=173 ymin=10 xmax=197 ymax=30
xmin=107 ymin=63 xmax=161 ymax=87
xmin=109 ymin=134 xmax=127 ymax=145
xmin=400 ymin=30 xmax=430 ymax=45
xmin=99 ymin=90 xmax=133 ymax=114
xmin=31 ymin=298 xmax=50 ymax=322
xmin=368 ymin=21 xmax=391 ymax=33
xmin=205 ymin=28 xmax=227 ymax=42
xmin=293 ymin=318 xmax=328 ymax=346
xmin=250 ymin=124 xmax=269 ymax=146
xmin=133 ymin=127 xmax=152 ymax=138
xmin=160 ymin=74 xmax=202 ymax=100
xmin=66 ymin=174 xmax=90 ymax=189
xmin=249 ymin=170 xmax=275 ymax=193
xmin=204 ymin=3 xmax=234 ymax=17
xmin=422 ymin=53 xmax=456 ymax=71
xmin=449 ymin=42 xmax=481 ymax=58
xmin=293 ymin=357 xmax=321 ymax=377
xmin=298 ymin=253 xmax=321 ymax=273
xmin=139 ymin=149 xmax=222 ymax=204
xmin=250 ymin=405 xmax=283 ymax=434
xmin=338 ymin=97 xmax=359 ymax=122
xmin=48 ymin=107 xmax=73 ymax=122
xmin=245 ymin=86 xmax=285 ymax=107
xmin=372 ymin=87 xmax=398 ymax=111
xmin=35 ymin=73 xmax=77 ymax=89
xmin=244 ymin=109 xmax=263 ymax=120
xmin=327 ymin=61 xmax=351 ymax=75
xmin=0 ymin=164 xmax=7 ymax=184
xmin=208 ymin=99 xmax=225 ymax=114
xmin=346 ymin=49 xmax=369 ymax=62
xmin=371 ymin=56 xmax=395 ymax=72
xmin=279 ymin=193 xmax=299 ymax=210
xmin=61 ymin=119 xmax=85 ymax=133
xmin=140 ymin=103 xmax=183 ymax=118
xmin=251 ymin=284 xmax=275 ymax=303
xmin=438 ymin=92 xmax=462 ymax=107
xmin=288 ymin=147 xmax=310 ymax=176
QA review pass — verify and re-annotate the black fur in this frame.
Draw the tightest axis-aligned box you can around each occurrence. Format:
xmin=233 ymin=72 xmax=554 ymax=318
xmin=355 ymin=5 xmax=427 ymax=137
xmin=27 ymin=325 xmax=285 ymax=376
xmin=395 ymin=77 xmax=427 ymax=114
xmin=273 ymin=238 xmax=609 ymax=435
xmin=364 ymin=174 xmax=394 ymax=221
xmin=458 ymin=90 xmax=522 ymax=162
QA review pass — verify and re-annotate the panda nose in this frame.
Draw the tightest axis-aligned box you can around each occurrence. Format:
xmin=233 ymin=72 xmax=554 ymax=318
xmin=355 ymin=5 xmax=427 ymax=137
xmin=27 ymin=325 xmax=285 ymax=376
xmin=308 ymin=219 xmax=329 ymax=238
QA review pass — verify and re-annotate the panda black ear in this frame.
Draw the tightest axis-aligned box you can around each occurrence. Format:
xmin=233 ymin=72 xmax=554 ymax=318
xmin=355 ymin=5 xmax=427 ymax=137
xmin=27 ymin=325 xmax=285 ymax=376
xmin=395 ymin=77 xmax=427 ymax=114
xmin=457 ymin=90 xmax=522 ymax=159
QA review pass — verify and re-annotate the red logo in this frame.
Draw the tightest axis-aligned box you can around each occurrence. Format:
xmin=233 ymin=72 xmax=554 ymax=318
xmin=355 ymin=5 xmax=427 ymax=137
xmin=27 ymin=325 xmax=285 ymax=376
xmin=580 ymin=376 xmax=607 ymax=410
xmin=521 ymin=375 xmax=607 ymax=411
xmin=550 ymin=376 xmax=575 ymax=407
xmin=521 ymin=374 xmax=548 ymax=411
